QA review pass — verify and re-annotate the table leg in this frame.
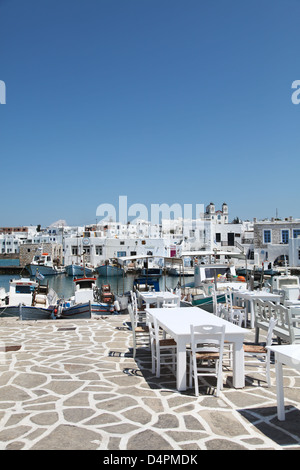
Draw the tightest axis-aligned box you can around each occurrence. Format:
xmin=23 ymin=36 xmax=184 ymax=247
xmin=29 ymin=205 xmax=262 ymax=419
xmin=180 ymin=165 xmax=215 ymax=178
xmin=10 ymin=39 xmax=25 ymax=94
xmin=275 ymin=358 xmax=285 ymax=421
xmin=176 ymin=338 xmax=187 ymax=391
xmin=232 ymin=338 xmax=245 ymax=388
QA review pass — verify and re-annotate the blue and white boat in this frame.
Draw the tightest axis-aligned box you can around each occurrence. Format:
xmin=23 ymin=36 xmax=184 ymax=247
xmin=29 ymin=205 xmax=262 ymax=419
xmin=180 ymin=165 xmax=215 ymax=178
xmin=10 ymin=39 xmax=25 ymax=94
xmin=54 ymin=301 xmax=92 ymax=320
xmin=0 ymin=278 xmax=59 ymax=319
xmin=65 ymin=276 xmax=115 ymax=315
xmin=26 ymin=252 xmax=65 ymax=276
xmin=65 ymin=263 xmax=94 ymax=277
xmin=96 ymin=261 xmax=124 ymax=277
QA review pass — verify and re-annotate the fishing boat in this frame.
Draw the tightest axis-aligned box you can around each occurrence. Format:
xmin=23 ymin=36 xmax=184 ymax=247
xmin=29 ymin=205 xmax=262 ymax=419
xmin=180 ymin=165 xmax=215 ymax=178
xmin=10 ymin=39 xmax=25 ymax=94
xmin=64 ymin=277 xmax=115 ymax=315
xmin=181 ymin=262 xmax=247 ymax=312
xmin=266 ymin=271 xmax=300 ymax=304
xmin=65 ymin=263 xmax=94 ymax=277
xmin=26 ymin=252 xmax=65 ymax=276
xmin=96 ymin=260 xmax=124 ymax=277
xmin=0 ymin=278 xmax=58 ymax=319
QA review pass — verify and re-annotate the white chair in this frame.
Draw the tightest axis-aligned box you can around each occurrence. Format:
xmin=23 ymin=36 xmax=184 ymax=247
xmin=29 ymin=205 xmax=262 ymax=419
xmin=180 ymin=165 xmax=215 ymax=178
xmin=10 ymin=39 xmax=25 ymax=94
xmin=128 ymin=303 xmax=149 ymax=358
xmin=243 ymin=318 xmax=277 ymax=387
xmin=162 ymin=298 xmax=178 ymax=308
xmin=130 ymin=290 xmax=146 ymax=324
xmin=146 ymin=311 xmax=177 ymax=378
xmin=188 ymin=324 xmax=226 ymax=397
xmin=211 ymin=288 xmax=222 ymax=316
xmin=222 ymin=291 xmax=247 ymax=327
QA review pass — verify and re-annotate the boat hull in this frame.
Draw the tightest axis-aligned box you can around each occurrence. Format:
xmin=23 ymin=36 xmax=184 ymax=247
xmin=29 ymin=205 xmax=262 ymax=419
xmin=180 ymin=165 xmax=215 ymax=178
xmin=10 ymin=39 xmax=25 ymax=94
xmin=19 ymin=305 xmax=54 ymax=320
xmin=26 ymin=264 xmax=62 ymax=276
xmin=91 ymin=303 xmax=115 ymax=314
xmin=96 ymin=265 xmax=123 ymax=277
xmin=0 ymin=305 xmax=22 ymax=317
xmin=58 ymin=302 xmax=92 ymax=319
xmin=66 ymin=264 xmax=94 ymax=277
xmin=191 ymin=293 xmax=226 ymax=313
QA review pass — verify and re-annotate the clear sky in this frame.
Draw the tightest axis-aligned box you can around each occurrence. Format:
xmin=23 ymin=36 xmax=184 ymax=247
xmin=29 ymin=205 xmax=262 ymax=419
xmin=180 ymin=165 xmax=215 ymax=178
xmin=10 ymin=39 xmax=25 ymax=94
xmin=1 ymin=0 xmax=300 ymax=227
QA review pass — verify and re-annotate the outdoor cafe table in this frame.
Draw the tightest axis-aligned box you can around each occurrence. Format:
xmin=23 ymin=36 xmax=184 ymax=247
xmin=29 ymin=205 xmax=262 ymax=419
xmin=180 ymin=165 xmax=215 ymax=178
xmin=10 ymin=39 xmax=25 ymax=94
xmin=145 ymin=306 xmax=246 ymax=392
xmin=139 ymin=291 xmax=179 ymax=309
xmin=232 ymin=290 xmax=282 ymax=329
xmin=267 ymin=345 xmax=300 ymax=421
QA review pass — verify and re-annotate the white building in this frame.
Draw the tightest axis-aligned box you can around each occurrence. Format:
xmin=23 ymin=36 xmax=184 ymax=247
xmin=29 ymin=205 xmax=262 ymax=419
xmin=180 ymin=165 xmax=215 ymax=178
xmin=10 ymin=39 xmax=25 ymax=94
xmin=64 ymin=234 xmax=170 ymax=268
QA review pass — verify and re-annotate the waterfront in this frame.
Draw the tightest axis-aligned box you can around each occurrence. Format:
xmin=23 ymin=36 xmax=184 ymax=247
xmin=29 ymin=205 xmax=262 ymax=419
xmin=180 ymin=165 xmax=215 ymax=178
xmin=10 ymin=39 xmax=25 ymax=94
xmin=0 ymin=273 xmax=181 ymax=303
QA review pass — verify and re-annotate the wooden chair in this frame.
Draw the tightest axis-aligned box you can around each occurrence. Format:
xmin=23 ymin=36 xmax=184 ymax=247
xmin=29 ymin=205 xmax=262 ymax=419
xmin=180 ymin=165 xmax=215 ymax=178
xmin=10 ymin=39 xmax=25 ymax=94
xmin=243 ymin=318 xmax=277 ymax=387
xmin=146 ymin=311 xmax=177 ymax=378
xmin=188 ymin=324 xmax=226 ymax=397
xmin=128 ymin=303 xmax=149 ymax=358
xmin=222 ymin=291 xmax=247 ymax=327
xmin=130 ymin=290 xmax=146 ymax=324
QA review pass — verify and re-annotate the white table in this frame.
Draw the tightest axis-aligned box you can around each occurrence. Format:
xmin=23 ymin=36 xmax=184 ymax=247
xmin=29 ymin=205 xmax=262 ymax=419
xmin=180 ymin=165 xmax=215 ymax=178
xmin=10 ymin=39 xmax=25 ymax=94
xmin=140 ymin=291 xmax=179 ymax=309
xmin=267 ymin=345 xmax=300 ymax=421
xmin=232 ymin=290 xmax=282 ymax=328
xmin=146 ymin=306 xmax=245 ymax=391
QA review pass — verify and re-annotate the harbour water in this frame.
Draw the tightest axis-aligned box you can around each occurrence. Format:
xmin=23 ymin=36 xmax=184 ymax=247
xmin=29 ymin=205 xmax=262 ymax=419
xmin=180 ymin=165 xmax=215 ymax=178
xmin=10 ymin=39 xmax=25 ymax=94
xmin=0 ymin=273 xmax=182 ymax=302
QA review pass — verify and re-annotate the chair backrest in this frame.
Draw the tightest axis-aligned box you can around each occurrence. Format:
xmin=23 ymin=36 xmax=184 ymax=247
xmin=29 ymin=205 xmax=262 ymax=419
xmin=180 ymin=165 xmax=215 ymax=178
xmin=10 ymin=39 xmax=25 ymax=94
xmin=128 ymin=303 xmax=137 ymax=330
xmin=190 ymin=324 xmax=226 ymax=357
xmin=225 ymin=290 xmax=233 ymax=309
xmin=146 ymin=311 xmax=158 ymax=348
xmin=162 ymin=301 xmax=177 ymax=308
xmin=130 ymin=291 xmax=138 ymax=314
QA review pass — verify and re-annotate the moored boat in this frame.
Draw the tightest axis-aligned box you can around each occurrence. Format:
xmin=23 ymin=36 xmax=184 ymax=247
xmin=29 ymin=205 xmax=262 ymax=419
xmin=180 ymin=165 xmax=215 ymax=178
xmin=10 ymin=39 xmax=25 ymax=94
xmin=96 ymin=260 xmax=124 ymax=277
xmin=54 ymin=301 xmax=92 ymax=319
xmin=26 ymin=252 xmax=65 ymax=276
xmin=65 ymin=263 xmax=94 ymax=277
xmin=0 ymin=278 xmax=58 ymax=318
xmin=64 ymin=277 xmax=115 ymax=315
xmin=181 ymin=262 xmax=247 ymax=312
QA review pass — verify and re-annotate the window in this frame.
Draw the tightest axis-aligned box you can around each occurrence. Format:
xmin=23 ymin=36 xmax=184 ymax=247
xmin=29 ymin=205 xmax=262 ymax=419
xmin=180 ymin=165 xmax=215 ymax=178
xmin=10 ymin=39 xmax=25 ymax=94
xmin=263 ymin=230 xmax=271 ymax=243
xmin=216 ymin=233 xmax=221 ymax=242
xmin=281 ymin=230 xmax=289 ymax=244
xmin=117 ymin=251 xmax=126 ymax=257
xmin=71 ymin=246 xmax=78 ymax=256
xmin=293 ymin=229 xmax=300 ymax=238
xmin=95 ymin=246 xmax=103 ymax=256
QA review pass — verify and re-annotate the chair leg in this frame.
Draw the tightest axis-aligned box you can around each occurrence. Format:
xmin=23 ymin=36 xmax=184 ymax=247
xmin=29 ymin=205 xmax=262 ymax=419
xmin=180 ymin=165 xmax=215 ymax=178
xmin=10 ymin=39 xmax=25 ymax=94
xmin=193 ymin=355 xmax=199 ymax=397
xmin=266 ymin=350 xmax=271 ymax=387
xmin=216 ymin=359 xmax=223 ymax=397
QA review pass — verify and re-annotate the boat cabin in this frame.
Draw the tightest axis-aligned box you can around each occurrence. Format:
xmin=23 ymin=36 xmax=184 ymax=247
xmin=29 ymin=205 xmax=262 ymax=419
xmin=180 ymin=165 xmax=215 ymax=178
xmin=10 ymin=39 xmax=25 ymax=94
xmin=194 ymin=263 xmax=237 ymax=286
xmin=270 ymin=274 xmax=300 ymax=301
xmin=32 ymin=253 xmax=52 ymax=266
xmin=8 ymin=278 xmax=38 ymax=306
xmin=73 ymin=277 xmax=97 ymax=304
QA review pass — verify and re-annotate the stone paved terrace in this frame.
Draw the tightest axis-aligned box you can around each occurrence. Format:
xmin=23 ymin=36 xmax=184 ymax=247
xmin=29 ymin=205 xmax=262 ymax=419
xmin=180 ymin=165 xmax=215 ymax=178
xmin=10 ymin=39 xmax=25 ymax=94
xmin=0 ymin=313 xmax=300 ymax=451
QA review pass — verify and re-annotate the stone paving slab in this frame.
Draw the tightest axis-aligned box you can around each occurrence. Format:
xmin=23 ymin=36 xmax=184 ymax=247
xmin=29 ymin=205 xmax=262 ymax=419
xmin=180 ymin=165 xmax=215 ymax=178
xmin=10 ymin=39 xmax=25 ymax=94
xmin=0 ymin=315 xmax=300 ymax=451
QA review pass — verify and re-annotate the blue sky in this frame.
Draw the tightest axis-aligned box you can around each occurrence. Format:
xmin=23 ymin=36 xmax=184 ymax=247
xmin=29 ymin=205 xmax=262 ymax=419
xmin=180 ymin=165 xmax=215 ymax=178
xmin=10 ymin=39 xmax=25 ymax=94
xmin=0 ymin=0 xmax=300 ymax=227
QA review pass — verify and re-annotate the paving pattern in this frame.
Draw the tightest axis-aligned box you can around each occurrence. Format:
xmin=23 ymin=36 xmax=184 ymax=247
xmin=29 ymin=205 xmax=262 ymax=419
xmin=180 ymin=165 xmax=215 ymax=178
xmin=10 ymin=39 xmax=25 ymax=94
xmin=0 ymin=314 xmax=300 ymax=451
